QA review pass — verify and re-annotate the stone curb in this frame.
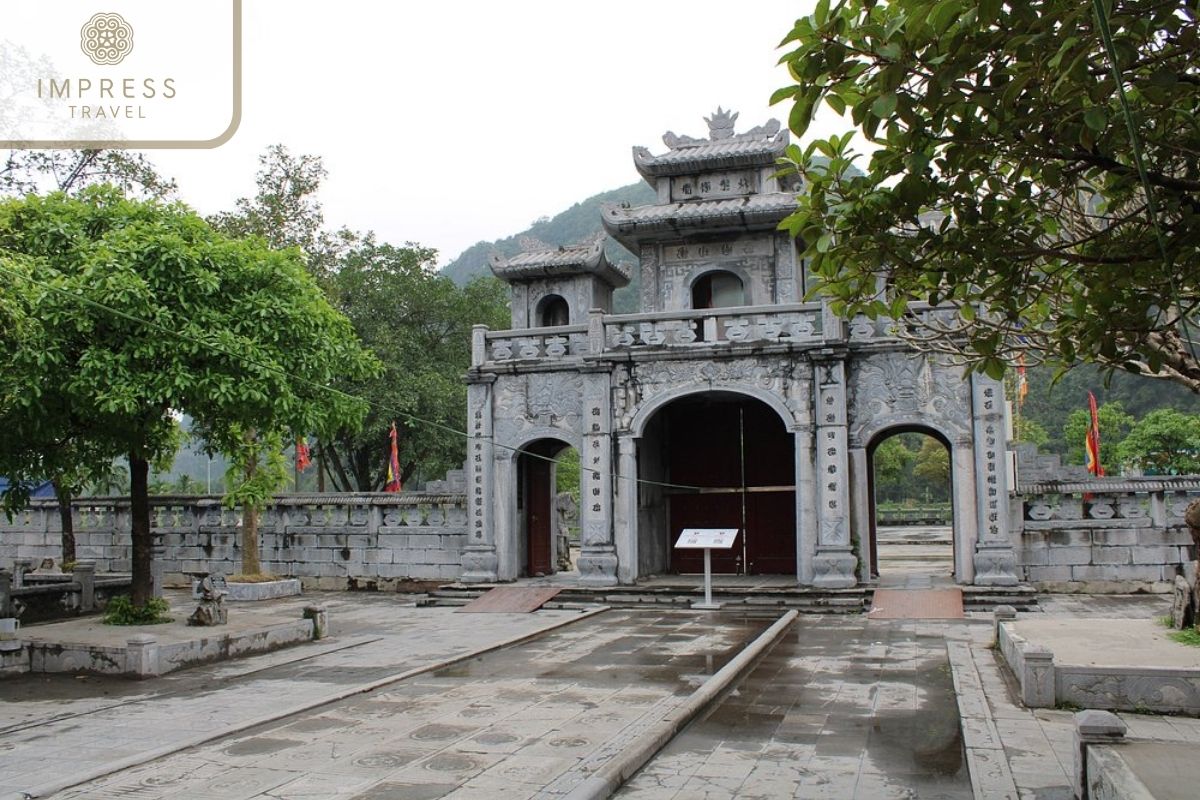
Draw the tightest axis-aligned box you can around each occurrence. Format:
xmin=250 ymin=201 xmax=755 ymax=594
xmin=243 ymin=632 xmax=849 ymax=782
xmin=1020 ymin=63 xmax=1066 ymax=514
xmin=946 ymin=640 xmax=1020 ymax=800
xmin=557 ymin=609 xmax=799 ymax=800
xmin=4 ymin=606 xmax=609 ymax=800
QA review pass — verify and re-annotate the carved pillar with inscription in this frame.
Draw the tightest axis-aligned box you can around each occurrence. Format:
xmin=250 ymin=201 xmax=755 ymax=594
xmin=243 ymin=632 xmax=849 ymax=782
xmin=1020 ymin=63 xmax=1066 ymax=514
xmin=614 ymin=434 xmax=638 ymax=584
xmin=971 ymin=375 xmax=1019 ymax=585
xmin=461 ymin=377 xmax=499 ymax=583
xmin=811 ymin=356 xmax=857 ymax=587
xmin=577 ymin=368 xmax=618 ymax=585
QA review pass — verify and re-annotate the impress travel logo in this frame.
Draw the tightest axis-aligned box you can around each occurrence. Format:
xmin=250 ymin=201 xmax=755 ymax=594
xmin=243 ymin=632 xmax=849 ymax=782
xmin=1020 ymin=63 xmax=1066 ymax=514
xmin=1 ymin=1 xmax=241 ymax=148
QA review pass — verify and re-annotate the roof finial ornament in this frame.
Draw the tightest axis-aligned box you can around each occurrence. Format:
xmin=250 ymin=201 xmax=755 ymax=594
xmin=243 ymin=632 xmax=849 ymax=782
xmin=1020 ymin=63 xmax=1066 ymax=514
xmin=705 ymin=107 xmax=739 ymax=140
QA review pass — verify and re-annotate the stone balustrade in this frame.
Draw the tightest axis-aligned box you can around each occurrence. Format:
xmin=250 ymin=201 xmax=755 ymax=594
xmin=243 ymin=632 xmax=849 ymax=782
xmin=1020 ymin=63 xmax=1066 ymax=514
xmin=483 ymin=324 xmax=590 ymax=362
xmin=1 ymin=492 xmax=469 ymax=590
xmin=1014 ymin=477 xmax=1200 ymax=588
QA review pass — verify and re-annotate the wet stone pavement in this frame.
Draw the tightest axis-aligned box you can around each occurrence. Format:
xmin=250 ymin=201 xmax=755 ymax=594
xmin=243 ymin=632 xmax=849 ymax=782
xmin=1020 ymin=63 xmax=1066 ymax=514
xmin=46 ymin=610 xmax=774 ymax=800
xmin=618 ymin=617 xmax=974 ymax=800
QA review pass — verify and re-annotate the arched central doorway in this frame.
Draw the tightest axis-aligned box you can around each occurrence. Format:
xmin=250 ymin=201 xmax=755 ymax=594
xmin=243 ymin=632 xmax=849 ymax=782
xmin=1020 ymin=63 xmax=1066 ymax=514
xmin=866 ymin=427 xmax=955 ymax=584
xmin=637 ymin=392 xmax=795 ymax=576
xmin=516 ymin=438 xmax=573 ymax=577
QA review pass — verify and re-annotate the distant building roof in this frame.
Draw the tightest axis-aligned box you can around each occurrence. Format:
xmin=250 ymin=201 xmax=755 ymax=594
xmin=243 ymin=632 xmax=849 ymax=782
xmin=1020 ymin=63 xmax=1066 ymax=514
xmin=632 ymin=108 xmax=790 ymax=182
xmin=0 ymin=478 xmax=55 ymax=499
xmin=489 ymin=235 xmax=631 ymax=288
xmin=602 ymin=193 xmax=797 ymax=249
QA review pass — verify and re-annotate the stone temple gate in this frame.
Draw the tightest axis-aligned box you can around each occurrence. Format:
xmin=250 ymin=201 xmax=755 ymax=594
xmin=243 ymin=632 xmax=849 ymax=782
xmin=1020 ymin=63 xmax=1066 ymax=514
xmin=462 ymin=110 xmax=1018 ymax=588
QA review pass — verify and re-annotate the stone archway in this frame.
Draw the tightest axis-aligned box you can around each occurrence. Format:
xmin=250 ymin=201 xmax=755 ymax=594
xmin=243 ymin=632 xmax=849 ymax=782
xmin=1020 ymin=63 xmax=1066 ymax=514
xmin=630 ymin=390 xmax=796 ymax=577
xmin=864 ymin=425 xmax=956 ymax=583
xmin=513 ymin=438 xmax=574 ymax=578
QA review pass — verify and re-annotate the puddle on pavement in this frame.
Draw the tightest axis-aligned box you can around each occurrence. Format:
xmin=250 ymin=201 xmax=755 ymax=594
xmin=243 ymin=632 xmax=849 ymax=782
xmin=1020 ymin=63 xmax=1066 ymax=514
xmin=222 ymin=736 xmax=302 ymax=756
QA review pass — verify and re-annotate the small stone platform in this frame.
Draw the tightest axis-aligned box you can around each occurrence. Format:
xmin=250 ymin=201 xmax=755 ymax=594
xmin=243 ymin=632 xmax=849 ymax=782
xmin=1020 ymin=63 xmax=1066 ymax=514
xmin=998 ymin=617 xmax=1200 ymax=714
xmin=7 ymin=591 xmax=322 ymax=678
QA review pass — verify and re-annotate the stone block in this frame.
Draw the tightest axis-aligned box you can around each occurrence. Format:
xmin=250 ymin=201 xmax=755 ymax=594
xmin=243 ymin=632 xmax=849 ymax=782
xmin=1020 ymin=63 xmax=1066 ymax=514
xmin=1131 ymin=546 xmax=1176 ymax=565
xmin=1028 ymin=566 xmax=1073 ymax=583
xmin=1049 ymin=530 xmax=1092 ymax=547
xmin=1049 ymin=546 xmax=1094 ymax=566
xmin=1091 ymin=547 xmax=1131 ymax=565
xmin=1070 ymin=565 xmax=1125 ymax=581
xmin=1020 ymin=545 xmax=1050 ymax=566
xmin=1092 ymin=529 xmax=1138 ymax=546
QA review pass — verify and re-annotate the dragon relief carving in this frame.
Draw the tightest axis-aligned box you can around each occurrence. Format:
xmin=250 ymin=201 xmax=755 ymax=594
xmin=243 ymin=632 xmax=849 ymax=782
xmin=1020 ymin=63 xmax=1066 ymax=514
xmin=849 ymin=354 xmax=970 ymax=438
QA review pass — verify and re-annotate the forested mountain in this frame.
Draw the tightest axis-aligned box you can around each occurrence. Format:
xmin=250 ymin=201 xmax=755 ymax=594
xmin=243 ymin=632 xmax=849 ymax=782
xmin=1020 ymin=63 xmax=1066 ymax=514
xmin=441 ymin=181 xmax=654 ymax=313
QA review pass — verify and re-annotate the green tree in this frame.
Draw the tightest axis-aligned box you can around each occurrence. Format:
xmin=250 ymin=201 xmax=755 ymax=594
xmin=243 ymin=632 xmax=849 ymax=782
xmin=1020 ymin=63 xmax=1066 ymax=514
xmin=1117 ymin=409 xmax=1200 ymax=474
xmin=873 ymin=436 xmax=916 ymax=490
xmin=776 ymin=0 xmax=1200 ymax=390
xmin=913 ymin=437 xmax=950 ymax=490
xmin=0 ymin=188 xmax=377 ymax=606
xmin=322 ymin=241 xmax=510 ymax=490
xmin=1014 ymin=416 xmax=1051 ymax=448
xmin=1062 ymin=401 xmax=1135 ymax=473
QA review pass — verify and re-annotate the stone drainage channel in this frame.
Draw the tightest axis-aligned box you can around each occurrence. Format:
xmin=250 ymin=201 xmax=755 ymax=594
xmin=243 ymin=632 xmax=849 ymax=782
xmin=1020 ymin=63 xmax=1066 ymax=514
xmin=8 ymin=609 xmax=973 ymax=800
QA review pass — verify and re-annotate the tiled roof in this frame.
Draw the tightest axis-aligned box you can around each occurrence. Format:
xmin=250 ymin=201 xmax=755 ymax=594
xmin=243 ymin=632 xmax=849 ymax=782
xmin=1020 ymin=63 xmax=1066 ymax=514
xmin=634 ymin=130 xmax=789 ymax=179
xmin=489 ymin=236 xmax=630 ymax=287
xmin=601 ymin=193 xmax=797 ymax=248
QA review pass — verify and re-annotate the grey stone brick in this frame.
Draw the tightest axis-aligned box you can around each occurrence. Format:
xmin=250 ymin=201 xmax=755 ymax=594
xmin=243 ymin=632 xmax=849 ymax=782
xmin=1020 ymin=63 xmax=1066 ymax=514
xmin=1048 ymin=546 xmax=1093 ymax=565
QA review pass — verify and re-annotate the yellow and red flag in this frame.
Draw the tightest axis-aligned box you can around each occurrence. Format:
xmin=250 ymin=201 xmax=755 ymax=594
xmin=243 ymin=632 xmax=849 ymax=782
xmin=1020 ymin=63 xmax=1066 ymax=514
xmin=1085 ymin=392 xmax=1104 ymax=477
xmin=385 ymin=422 xmax=403 ymax=493
xmin=295 ymin=438 xmax=311 ymax=472
xmin=1016 ymin=355 xmax=1029 ymax=408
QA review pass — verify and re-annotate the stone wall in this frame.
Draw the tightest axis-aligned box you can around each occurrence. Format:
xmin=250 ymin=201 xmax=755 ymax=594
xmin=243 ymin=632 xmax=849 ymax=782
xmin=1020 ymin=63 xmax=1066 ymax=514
xmin=1013 ymin=474 xmax=1200 ymax=591
xmin=0 ymin=492 xmax=469 ymax=590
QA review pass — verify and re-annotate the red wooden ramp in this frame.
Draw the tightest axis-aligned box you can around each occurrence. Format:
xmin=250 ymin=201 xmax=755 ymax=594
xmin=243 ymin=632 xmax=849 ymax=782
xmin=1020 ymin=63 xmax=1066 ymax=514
xmin=458 ymin=587 xmax=562 ymax=613
xmin=868 ymin=588 xmax=964 ymax=619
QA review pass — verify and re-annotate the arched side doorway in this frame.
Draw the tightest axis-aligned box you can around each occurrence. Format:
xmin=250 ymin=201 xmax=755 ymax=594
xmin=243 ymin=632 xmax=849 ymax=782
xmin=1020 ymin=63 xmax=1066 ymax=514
xmin=865 ymin=426 xmax=955 ymax=582
xmin=636 ymin=392 xmax=795 ymax=576
xmin=537 ymin=294 xmax=570 ymax=327
xmin=516 ymin=438 xmax=573 ymax=577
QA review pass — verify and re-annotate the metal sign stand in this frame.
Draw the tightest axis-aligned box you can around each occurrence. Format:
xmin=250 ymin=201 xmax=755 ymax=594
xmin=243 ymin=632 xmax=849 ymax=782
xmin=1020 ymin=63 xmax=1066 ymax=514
xmin=674 ymin=528 xmax=739 ymax=611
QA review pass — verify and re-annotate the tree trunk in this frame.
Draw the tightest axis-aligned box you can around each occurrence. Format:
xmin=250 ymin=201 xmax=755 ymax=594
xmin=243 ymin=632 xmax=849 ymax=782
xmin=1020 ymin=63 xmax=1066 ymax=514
xmin=241 ymin=441 xmax=262 ymax=576
xmin=52 ymin=479 xmax=76 ymax=566
xmin=129 ymin=454 xmax=152 ymax=607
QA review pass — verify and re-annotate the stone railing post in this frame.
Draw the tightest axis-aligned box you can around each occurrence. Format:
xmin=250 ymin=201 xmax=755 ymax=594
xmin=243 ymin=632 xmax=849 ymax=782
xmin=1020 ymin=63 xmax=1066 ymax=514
xmin=12 ymin=559 xmax=33 ymax=589
xmin=588 ymin=308 xmax=605 ymax=355
xmin=993 ymin=605 xmax=1016 ymax=647
xmin=125 ymin=633 xmax=160 ymax=678
xmin=1073 ymin=710 xmax=1127 ymax=800
xmin=150 ymin=532 xmax=165 ymax=599
xmin=0 ymin=569 xmax=11 ymax=617
xmin=303 ymin=605 xmax=328 ymax=639
xmin=74 ymin=561 xmax=96 ymax=612
xmin=471 ymin=324 xmax=488 ymax=367
xmin=1022 ymin=645 xmax=1056 ymax=708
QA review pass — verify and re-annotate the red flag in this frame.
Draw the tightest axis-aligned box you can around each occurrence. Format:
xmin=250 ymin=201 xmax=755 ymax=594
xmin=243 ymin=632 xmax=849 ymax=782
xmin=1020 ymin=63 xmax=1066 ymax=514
xmin=385 ymin=423 xmax=402 ymax=492
xmin=295 ymin=438 xmax=311 ymax=472
xmin=1085 ymin=392 xmax=1104 ymax=477
xmin=1016 ymin=355 xmax=1028 ymax=408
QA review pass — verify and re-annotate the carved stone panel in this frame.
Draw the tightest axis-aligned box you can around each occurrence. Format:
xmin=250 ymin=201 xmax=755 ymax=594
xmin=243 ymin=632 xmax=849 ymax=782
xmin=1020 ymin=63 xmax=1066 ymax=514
xmin=847 ymin=352 xmax=971 ymax=444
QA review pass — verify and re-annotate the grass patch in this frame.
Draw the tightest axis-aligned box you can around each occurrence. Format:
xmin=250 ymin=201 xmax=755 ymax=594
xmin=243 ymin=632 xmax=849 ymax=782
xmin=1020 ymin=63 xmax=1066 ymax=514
xmin=103 ymin=595 xmax=172 ymax=625
xmin=1168 ymin=627 xmax=1200 ymax=647
xmin=1158 ymin=615 xmax=1174 ymax=627
xmin=225 ymin=573 xmax=281 ymax=583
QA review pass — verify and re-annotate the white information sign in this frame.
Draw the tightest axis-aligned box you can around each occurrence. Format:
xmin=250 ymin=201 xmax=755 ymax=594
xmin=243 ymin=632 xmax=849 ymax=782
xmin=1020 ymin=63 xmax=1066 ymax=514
xmin=675 ymin=528 xmax=739 ymax=550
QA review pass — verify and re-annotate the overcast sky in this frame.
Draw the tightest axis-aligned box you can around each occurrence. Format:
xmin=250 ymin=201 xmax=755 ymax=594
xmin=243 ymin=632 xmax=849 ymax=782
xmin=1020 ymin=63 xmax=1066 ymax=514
xmin=149 ymin=1 xmax=832 ymax=266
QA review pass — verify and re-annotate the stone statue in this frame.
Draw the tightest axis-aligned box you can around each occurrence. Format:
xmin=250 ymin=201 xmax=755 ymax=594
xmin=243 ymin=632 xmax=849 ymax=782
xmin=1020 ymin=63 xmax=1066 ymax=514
xmin=554 ymin=492 xmax=578 ymax=573
xmin=188 ymin=574 xmax=228 ymax=626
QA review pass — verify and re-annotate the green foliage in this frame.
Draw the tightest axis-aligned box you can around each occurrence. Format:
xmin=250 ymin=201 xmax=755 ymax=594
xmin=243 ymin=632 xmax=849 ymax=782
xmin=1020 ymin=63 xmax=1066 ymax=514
xmin=1062 ymin=401 xmax=1134 ymax=472
xmin=873 ymin=432 xmax=950 ymax=504
xmin=1168 ymin=627 xmax=1200 ymax=648
xmin=0 ymin=188 xmax=378 ymax=599
xmin=1117 ymin=409 xmax=1200 ymax=474
xmin=554 ymin=447 xmax=581 ymax=499
xmin=321 ymin=240 xmax=510 ymax=490
xmin=776 ymin=0 xmax=1200 ymax=391
xmin=103 ymin=595 xmax=172 ymax=625
xmin=1014 ymin=417 xmax=1050 ymax=447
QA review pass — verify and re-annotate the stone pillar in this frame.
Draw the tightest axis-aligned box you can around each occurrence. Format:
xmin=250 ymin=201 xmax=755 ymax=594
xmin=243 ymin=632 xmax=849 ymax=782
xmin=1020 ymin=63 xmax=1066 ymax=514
xmin=461 ymin=378 xmax=499 ymax=583
xmin=952 ymin=439 xmax=978 ymax=583
xmin=125 ymin=634 xmax=160 ymax=678
xmin=971 ymin=375 xmax=1019 ymax=585
xmin=13 ymin=559 xmax=33 ymax=589
xmin=795 ymin=424 xmax=817 ymax=585
xmin=811 ymin=357 xmax=857 ymax=587
xmin=151 ymin=532 xmax=165 ymax=599
xmin=0 ymin=569 xmax=10 ymax=617
xmin=1021 ymin=645 xmax=1055 ymax=707
xmin=993 ymin=605 xmax=1017 ymax=647
xmin=1073 ymin=710 xmax=1127 ymax=800
xmin=74 ymin=561 xmax=96 ymax=612
xmin=614 ymin=434 xmax=638 ymax=584
xmin=577 ymin=367 xmax=617 ymax=586
xmin=303 ymin=605 xmax=329 ymax=640
xmin=847 ymin=445 xmax=870 ymax=582
xmin=471 ymin=324 xmax=487 ymax=368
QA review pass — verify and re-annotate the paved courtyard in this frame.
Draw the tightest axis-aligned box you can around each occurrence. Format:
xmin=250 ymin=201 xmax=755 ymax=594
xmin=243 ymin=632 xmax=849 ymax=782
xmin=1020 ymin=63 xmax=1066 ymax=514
xmin=0 ymin=587 xmax=1193 ymax=800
